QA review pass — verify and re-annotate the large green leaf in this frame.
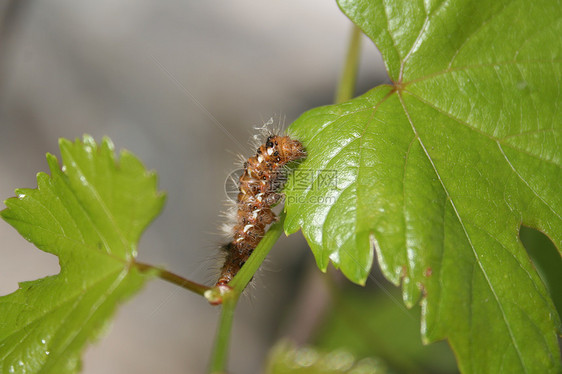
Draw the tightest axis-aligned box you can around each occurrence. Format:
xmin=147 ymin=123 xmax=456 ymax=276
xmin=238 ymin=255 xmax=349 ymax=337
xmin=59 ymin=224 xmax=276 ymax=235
xmin=284 ymin=0 xmax=561 ymax=373
xmin=0 ymin=136 xmax=165 ymax=373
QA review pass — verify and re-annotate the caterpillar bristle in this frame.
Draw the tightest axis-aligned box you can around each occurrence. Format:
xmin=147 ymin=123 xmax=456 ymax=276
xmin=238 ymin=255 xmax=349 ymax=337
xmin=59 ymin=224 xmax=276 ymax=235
xmin=214 ymin=118 xmax=306 ymax=288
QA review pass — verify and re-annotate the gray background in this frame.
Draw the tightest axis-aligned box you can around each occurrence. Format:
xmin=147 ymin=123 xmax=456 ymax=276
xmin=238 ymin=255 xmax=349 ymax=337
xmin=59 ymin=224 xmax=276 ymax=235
xmin=0 ymin=1 xmax=386 ymax=373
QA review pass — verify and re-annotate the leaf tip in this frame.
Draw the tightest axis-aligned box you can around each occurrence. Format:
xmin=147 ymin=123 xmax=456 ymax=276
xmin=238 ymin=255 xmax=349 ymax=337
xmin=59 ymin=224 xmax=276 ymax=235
xmin=0 ymin=205 xmax=8 ymax=220
xmin=1 ymin=187 xmax=29 ymax=216
xmin=355 ymin=275 xmax=368 ymax=287
xmin=57 ymin=137 xmax=72 ymax=150
xmin=81 ymin=134 xmax=96 ymax=147
xmin=45 ymin=152 xmax=61 ymax=172
xmin=100 ymin=135 xmax=115 ymax=152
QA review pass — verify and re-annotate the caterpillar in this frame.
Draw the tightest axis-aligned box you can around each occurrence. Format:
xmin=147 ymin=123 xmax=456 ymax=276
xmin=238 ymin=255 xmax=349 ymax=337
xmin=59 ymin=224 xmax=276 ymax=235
xmin=216 ymin=132 xmax=306 ymax=288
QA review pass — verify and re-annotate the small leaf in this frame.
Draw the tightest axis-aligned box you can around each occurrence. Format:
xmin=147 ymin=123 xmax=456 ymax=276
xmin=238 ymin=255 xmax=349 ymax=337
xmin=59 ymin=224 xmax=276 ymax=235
xmin=0 ymin=135 xmax=165 ymax=373
xmin=284 ymin=0 xmax=561 ymax=373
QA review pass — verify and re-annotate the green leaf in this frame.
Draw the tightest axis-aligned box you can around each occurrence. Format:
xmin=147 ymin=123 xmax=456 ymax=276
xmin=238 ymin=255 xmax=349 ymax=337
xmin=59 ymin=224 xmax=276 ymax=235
xmin=0 ymin=136 xmax=165 ymax=373
xmin=284 ymin=0 xmax=562 ymax=373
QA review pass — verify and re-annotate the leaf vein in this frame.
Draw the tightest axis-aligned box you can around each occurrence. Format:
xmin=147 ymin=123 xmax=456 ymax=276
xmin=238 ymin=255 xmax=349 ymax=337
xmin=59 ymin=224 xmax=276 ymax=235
xmin=409 ymin=59 xmax=562 ymax=86
xmin=52 ymin=269 xmax=129 ymax=364
xmin=496 ymin=142 xmax=562 ymax=222
xmin=404 ymin=90 xmax=562 ymax=168
xmin=63 ymin=151 xmax=129 ymax=255
xmin=398 ymin=92 xmax=528 ymax=372
xmin=0 ymin=267 xmax=124 ymax=350
xmin=447 ymin=1 xmax=516 ymax=69
xmin=400 ymin=12 xmax=430 ymax=81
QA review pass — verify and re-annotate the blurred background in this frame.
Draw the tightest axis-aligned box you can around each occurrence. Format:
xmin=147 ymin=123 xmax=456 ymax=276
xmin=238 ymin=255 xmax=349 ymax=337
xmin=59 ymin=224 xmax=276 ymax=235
xmin=0 ymin=1 xmax=465 ymax=374
xmin=0 ymin=1 xmax=387 ymax=373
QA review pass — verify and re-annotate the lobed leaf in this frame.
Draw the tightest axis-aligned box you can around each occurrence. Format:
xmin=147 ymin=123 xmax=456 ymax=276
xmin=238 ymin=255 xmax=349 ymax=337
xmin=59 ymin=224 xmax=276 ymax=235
xmin=284 ymin=0 xmax=562 ymax=373
xmin=0 ymin=136 xmax=165 ymax=373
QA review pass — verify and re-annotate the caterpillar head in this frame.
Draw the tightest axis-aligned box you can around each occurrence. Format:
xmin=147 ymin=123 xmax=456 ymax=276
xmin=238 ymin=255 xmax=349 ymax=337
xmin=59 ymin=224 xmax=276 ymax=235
xmin=268 ymin=136 xmax=306 ymax=165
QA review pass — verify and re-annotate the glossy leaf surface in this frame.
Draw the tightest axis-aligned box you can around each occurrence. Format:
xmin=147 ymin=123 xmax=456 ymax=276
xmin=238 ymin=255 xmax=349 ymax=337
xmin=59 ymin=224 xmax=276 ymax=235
xmin=284 ymin=1 xmax=562 ymax=372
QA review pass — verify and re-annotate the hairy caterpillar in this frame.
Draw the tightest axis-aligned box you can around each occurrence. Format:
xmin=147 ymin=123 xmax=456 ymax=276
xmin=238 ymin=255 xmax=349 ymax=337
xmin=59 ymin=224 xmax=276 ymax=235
xmin=216 ymin=131 xmax=306 ymax=287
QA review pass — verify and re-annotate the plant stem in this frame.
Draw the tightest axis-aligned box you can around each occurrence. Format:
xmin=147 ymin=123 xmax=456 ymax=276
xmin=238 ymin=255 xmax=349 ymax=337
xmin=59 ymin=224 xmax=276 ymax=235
xmin=206 ymin=213 xmax=286 ymax=373
xmin=229 ymin=213 xmax=286 ymax=292
xmin=207 ymin=24 xmax=363 ymax=372
xmin=134 ymin=261 xmax=210 ymax=295
xmin=209 ymin=295 xmax=237 ymax=374
xmin=334 ymin=24 xmax=362 ymax=104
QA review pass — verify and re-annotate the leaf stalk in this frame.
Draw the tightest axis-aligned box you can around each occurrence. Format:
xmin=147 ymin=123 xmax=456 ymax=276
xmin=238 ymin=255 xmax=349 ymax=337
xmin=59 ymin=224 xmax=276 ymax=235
xmin=134 ymin=261 xmax=210 ymax=295
xmin=334 ymin=24 xmax=362 ymax=104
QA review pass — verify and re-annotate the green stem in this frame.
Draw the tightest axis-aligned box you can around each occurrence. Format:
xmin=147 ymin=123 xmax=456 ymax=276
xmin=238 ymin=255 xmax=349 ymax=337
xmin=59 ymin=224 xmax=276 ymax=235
xmin=334 ymin=25 xmax=362 ymax=104
xmin=207 ymin=24 xmax=363 ymax=373
xmin=229 ymin=213 xmax=286 ymax=292
xmin=209 ymin=295 xmax=237 ymax=374
xmin=206 ymin=213 xmax=286 ymax=373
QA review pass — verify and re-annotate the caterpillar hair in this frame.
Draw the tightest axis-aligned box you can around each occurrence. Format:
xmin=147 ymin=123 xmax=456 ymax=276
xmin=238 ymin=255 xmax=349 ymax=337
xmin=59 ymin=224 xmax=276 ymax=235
xmin=215 ymin=122 xmax=306 ymax=288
